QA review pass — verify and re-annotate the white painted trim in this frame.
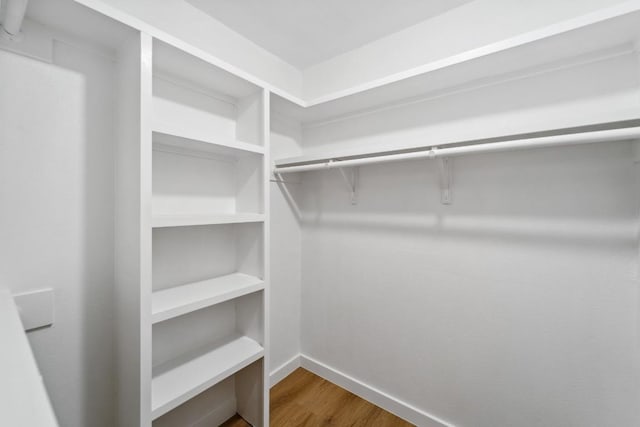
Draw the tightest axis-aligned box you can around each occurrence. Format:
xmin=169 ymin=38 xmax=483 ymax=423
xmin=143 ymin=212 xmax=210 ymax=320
xmin=300 ymin=354 xmax=454 ymax=427
xmin=269 ymin=354 xmax=301 ymax=387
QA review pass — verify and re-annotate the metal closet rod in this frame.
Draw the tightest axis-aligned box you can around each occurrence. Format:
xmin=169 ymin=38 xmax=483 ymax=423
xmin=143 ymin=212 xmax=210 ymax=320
xmin=273 ymin=125 xmax=640 ymax=174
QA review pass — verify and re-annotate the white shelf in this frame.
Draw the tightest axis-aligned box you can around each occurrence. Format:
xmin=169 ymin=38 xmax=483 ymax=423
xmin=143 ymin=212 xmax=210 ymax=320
xmin=152 ymin=213 xmax=265 ymax=228
xmin=272 ymin=4 xmax=640 ymax=124
xmin=152 ymin=273 xmax=264 ymax=324
xmin=151 ymin=335 xmax=264 ymax=419
xmin=153 ymin=129 xmax=264 ymax=158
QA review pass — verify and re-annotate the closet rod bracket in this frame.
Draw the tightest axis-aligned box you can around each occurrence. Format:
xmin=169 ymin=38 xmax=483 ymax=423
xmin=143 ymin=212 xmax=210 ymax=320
xmin=271 ymin=171 xmax=298 ymax=184
xmin=437 ymin=155 xmax=453 ymax=205
xmin=337 ymin=163 xmax=359 ymax=205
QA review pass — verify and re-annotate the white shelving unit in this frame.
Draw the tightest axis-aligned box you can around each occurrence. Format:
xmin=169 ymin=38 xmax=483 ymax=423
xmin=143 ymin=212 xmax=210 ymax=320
xmin=111 ymin=27 xmax=270 ymax=426
xmin=147 ymin=38 xmax=270 ymax=427
xmin=13 ymin=4 xmax=273 ymax=426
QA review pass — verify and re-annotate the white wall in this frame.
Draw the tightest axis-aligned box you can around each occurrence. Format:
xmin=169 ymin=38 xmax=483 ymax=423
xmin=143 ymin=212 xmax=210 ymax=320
xmin=0 ymin=42 xmax=115 ymax=427
xmin=269 ymin=112 xmax=303 ymax=380
xmin=295 ymin=51 xmax=640 ymax=426
xmin=303 ymin=0 xmax=634 ymax=102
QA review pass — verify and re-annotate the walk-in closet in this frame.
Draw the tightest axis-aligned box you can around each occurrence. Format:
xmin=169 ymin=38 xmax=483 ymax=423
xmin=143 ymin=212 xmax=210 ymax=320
xmin=1 ymin=1 xmax=640 ymax=426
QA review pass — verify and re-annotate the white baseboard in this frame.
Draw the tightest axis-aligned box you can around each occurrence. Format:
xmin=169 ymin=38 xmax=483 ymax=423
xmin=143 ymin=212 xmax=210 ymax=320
xmin=300 ymin=354 xmax=454 ymax=427
xmin=269 ymin=354 xmax=301 ymax=387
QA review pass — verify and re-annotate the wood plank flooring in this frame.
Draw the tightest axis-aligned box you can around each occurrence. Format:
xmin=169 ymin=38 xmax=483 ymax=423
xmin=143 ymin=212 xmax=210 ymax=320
xmin=221 ymin=368 xmax=414 ymax=426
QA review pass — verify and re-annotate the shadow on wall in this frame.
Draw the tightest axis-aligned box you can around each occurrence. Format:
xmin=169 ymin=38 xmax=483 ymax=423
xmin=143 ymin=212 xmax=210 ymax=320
xmin=53 ymin=41 xmax=117 ymax=427
xmin=0 ymin=43 xmax=117 ymax=427
xmin=283 ymin=142 xmax=639 ymax=252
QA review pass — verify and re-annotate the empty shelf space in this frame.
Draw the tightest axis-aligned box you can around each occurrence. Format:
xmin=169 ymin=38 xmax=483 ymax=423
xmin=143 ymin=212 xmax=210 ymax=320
xmin=152 ymin=273 xmax=264 ymax=324
xmin=152 ymin=213 xmax=265 ymax=228
xmin=151 ymin=335 xmax=264 ymax=419
xmin=153 ymin=129 xmax=264 ymax=158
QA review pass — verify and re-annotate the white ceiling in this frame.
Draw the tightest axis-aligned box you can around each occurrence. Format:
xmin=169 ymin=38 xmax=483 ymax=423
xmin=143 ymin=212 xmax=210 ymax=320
xmin=186 ymin=0 xmax=473 ymax=69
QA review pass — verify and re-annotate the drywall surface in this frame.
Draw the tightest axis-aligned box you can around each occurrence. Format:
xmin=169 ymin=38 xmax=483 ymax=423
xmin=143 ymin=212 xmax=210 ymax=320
xmin=0 ymin=43 xmax=115 ymax=427
xmin=303 ymin=0 xmax=634 ymax=102
xmin=299 ymin=143 xmax=640 ymax=427
xmin=76 ymin=0 xmax=303 ymax=101
xmin=297 ymin=54 xmax=640 ymax=426
xmin=269 ymin=113 xmax=303 ymax=377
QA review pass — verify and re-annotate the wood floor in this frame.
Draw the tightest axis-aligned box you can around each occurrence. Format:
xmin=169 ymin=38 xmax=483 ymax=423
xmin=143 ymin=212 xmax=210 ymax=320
xmin=221 ymin=368 xmax=414 ymax=427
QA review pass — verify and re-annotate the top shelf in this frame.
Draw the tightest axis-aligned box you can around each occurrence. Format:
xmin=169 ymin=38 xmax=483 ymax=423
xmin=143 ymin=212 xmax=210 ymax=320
xmin=272 ymin=4 xmax=640 ymax=125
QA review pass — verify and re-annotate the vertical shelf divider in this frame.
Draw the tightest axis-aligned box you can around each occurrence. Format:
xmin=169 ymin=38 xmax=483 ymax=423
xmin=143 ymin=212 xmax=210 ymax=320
xmin=261 ymin=89 xmax=271 ymax=427
xmin=114 ymin=30 xmax=154 ymax=427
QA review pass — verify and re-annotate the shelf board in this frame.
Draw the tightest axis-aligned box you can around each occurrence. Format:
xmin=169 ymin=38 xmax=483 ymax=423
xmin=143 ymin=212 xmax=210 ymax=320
xmin=152 ymin=213 xmax=265 ymax=228
xmin=151 ymin=335 xmax=264 ymax=419
xmin=272 ymin=4 xmax=640 ymax=124
xmin=152 ymin=273 xmax=264 ymax=324
xmin=153 ymin=128 xmax=264 ymax=158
